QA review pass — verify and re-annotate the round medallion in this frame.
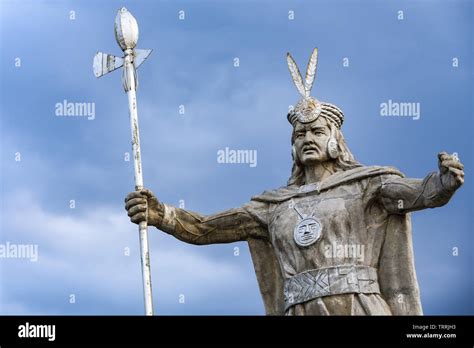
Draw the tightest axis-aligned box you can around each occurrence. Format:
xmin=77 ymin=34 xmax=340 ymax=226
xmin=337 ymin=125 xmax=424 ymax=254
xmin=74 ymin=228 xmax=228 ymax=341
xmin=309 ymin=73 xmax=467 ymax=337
xmin=293 ymin=217 xmax=322 ymax=247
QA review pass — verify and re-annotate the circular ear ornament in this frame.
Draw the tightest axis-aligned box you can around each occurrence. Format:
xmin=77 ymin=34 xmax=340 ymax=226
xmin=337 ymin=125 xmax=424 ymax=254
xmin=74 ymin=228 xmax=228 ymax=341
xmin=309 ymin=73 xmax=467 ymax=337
xmin=327 ymin=137 xmax=339 ymax=159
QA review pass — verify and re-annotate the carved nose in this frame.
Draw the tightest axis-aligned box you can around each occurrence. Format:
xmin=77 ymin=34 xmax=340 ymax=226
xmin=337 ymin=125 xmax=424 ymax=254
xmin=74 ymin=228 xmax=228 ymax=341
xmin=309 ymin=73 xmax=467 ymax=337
xmin=304 ymin=131 xmax=314 ymax=142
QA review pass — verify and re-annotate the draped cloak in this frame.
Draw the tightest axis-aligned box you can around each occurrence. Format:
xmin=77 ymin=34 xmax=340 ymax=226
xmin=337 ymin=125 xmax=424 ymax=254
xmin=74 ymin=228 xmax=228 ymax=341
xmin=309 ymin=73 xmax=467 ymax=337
xmin=246 ymin=166 xmax=423 ymax=315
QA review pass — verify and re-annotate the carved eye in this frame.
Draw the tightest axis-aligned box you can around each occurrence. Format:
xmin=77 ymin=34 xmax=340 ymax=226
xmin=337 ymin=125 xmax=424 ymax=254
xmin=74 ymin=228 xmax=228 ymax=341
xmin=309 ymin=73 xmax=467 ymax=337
xmin=312 ymin=128 xmax=325 ymax=135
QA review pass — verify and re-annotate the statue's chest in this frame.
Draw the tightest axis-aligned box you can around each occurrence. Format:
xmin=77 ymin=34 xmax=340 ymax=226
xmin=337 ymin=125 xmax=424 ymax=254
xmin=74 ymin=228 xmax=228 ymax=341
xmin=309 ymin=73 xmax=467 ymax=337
xmin=268 ymin=184 xmax=363 ymax=248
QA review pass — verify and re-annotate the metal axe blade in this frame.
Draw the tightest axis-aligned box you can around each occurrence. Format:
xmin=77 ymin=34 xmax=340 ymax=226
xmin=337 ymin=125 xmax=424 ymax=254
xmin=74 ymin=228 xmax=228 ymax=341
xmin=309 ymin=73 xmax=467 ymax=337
xmin=93 ymin=52 xmax=124 ymax=78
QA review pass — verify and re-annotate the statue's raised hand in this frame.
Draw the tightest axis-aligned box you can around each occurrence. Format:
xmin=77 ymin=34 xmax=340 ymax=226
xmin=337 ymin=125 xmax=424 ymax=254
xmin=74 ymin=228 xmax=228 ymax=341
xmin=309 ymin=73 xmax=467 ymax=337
xmin=124 ymin=188 xmax=164 ymax=227
xmin=438 ymin=152 xmax=464 ymax=191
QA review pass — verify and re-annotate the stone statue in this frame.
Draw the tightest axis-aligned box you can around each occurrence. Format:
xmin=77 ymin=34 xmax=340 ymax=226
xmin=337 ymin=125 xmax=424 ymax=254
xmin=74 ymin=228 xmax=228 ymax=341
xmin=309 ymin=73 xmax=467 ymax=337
xmin=124 ymin=48 xmax=464 ymax=315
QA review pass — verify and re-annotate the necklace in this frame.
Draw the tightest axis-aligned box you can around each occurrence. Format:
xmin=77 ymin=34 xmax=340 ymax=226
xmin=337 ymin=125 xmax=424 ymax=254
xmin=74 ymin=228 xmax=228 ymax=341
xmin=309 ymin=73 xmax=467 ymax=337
xmin=289 ymin=198 xmax=323 ymax=247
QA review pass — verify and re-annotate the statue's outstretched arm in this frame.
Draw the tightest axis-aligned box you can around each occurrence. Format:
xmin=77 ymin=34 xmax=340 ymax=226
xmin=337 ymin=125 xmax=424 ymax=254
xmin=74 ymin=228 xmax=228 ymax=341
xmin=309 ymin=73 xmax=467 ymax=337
xmin=378 ymin=152 xmax=464 ymax=214
xmin=155 ymin=201 xmax=270 ymax=245
xmin=125 ymin=188 xmax=270 ymax=245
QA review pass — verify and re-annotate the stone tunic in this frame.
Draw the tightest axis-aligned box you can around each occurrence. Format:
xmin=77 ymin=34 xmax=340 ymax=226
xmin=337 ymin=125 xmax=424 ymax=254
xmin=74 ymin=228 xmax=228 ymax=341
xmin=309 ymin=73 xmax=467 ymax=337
xmin=157 ymin=169 xmax=454 ymax=315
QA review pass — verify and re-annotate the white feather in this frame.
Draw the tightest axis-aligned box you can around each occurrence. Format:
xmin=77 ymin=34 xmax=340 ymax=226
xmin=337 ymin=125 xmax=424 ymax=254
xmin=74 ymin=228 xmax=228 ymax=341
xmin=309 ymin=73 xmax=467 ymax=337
xmin=304 ymin=48 xmax=318 ymax=97
xmin=286 ymin=53 xmax=306 ymax=98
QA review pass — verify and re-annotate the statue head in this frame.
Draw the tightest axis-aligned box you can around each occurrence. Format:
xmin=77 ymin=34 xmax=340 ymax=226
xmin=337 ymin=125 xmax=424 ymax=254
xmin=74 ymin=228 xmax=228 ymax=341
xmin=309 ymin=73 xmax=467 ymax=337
xmin=286 ymin=49 xmax=361 ymax=186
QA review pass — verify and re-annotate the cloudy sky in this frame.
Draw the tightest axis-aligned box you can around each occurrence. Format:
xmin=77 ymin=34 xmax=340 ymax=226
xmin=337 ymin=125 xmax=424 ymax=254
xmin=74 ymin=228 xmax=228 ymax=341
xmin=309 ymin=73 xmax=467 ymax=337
xmin=0 ymin=0 xmax=472 ymax=315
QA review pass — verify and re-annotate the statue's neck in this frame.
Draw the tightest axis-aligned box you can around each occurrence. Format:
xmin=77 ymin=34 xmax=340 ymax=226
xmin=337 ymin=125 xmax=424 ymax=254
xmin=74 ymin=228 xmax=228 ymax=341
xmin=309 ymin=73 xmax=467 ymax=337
xmin=303 ymin=161 xmax=336 ymax=184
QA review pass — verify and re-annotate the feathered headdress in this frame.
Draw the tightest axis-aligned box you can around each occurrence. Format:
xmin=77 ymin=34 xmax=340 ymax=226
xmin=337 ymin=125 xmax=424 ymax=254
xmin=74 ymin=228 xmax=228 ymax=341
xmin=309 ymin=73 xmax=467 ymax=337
xmin=287 ymin=48 xmax=344 ymax=128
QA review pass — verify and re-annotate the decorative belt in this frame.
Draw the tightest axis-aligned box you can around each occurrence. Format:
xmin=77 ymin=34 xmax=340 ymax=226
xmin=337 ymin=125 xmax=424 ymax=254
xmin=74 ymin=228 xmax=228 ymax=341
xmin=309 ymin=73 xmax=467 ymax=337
xmin=284 ymin=265 xmax=380 ymax=311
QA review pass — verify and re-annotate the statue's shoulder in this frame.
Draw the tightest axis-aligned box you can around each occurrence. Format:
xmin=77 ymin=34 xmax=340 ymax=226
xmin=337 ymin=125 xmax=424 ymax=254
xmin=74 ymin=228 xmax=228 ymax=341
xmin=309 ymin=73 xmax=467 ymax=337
xmin=251 ymin=184 xmax=300 ymax=203
xmin=251 ymin=165 xmax=404 ymax=203
xmin=326 ymin=165 xmax=405 ymax=185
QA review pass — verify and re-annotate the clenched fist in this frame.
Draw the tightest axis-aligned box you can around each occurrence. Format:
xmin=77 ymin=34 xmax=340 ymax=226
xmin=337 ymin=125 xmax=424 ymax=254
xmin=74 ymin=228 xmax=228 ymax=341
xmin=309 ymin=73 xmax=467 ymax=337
xmin=124 ymin=188 xmax=164 ymax=227
xmin=438 ymin=152 xmax=464 ymax=191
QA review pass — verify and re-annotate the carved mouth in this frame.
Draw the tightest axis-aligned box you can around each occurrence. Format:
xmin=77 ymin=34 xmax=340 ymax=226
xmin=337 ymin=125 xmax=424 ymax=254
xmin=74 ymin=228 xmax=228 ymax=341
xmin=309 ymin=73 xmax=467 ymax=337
xmin=301 ymin=233 xmax=315 ymax=240
xmin=303 ymin=147 xmax=318 ymax=153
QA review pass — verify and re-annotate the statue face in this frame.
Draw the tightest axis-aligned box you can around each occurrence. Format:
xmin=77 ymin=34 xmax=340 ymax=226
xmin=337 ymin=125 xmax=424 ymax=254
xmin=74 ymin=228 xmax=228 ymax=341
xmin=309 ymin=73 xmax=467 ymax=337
xmin=293 ymin=117 xmax=331 ymax=165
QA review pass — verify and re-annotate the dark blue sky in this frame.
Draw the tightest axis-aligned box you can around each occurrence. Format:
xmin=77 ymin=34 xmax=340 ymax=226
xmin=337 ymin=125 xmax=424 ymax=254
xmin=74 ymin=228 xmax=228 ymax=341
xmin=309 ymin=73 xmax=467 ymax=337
xmin=0 ymin=0 xmax=472 ymax=315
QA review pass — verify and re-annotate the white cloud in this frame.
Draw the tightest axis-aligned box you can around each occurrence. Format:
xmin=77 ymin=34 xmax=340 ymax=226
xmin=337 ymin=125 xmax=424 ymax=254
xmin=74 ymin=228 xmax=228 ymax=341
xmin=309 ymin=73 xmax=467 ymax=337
xmin=0 ymin=190 xmax=261 ymax=314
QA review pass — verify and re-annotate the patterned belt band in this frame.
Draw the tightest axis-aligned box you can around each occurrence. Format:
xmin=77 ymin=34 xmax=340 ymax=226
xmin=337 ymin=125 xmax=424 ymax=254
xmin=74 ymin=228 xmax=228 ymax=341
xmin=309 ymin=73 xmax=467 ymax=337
xmin=284 ymin=265 xmax=380 ymax=311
